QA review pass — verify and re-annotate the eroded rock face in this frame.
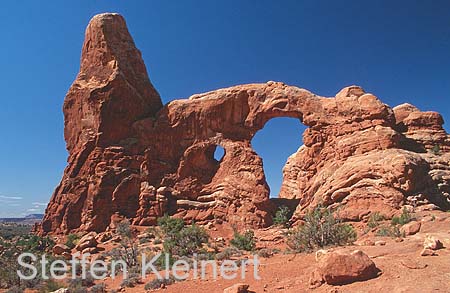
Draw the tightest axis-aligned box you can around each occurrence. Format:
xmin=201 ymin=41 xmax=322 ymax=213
xmin=281 ymin=94 xmax=450 ymax=221
xmin=37 ymin=13 xmax=450 ymax=235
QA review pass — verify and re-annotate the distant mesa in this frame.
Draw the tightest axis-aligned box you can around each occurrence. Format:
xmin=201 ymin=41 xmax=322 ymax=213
xmin=36 ymin=13 xmax=450 ymax=235
xmin=0 ymin=214 xmax=44 ymax=224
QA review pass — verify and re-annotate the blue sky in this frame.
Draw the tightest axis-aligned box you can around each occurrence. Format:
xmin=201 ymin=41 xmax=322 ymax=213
xmin=0 ymin=1 xmax=449 ymax=217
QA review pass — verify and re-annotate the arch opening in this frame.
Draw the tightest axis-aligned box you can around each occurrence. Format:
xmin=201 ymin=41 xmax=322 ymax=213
xmin=251 ymin=117 xmax=306 ymax=198
xmin=213 ymin=145 xmax=225 ymax=162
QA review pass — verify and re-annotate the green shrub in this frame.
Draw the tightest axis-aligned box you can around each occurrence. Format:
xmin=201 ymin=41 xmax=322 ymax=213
xmin=112 ymin=220 xmax=139 ymax=268
xmin=120 ymin=274 xmax=141 ymax=288
xmin=144 ymin=276 xmax=176 ymax=290
xmin=157 ymin=215 xmax=209 ymax=257
xmin=37 ymin=279 xmax=64 ymax=293
xmin=117 ymin=220 xmax=133 ymax=239
xmin=90 ymin=283 xmax=106 ymax=293
xmin=215 ymin=247 xmax=242 ymax=261
xmin=70 ymin=287 xmax=88 ymax=293
xmin=5 ymin=286 xmax=23 ymax=293
xmin=273 ymin=206 xmax=291 ymax=227
xmin=68 ymin=275 xmax=95 ymax=289
xmin=230 ymin=230 xmax=256 ymax=251
xmin=431 ymin=144 xmax=441 ymax=155
xmin=257 ymin=248 xmax=274 ymax=258
xmin=163 ymin=224 xmax=209 ymax=257
xmin=376 ymin=225 xmax=404 ymax=238
xmin=367 ymin=212 xmax=385 ymax=229
xmin=158 ymin=215 xmax=184 ymax=236
xmin=391 ymin=207 xmax=413 ymax=226
xmin=15 ymin=235 xmax=54 ymax=253
xmin=287 ymin=204 xmax=356 ymax=252
xmin=65 ymin=233 xmax=80 ymax=249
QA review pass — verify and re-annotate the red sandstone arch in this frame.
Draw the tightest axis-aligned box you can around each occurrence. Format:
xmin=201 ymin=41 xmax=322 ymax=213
xmin=38 ymin=13 xmax=450 ymax=235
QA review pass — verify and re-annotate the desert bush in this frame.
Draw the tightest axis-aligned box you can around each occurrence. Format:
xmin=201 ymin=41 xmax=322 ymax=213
xmin=391 ymin=207 xmax=413 ymax=226
xmin=69 ymin=286 xmax=88 ymax=293
xmin=157 ymin=215 xmax=184 ymax=236
xmin=90 ymin=283 xmax=106 ymax=293
xmin=431 ymin=144 xmax=441 ymax=155
xmin=16 ymin=235 xmax=54 ymax=253
xmin=273 ymin=206 xmax=291 ymax=227
xmin=37 ymin=279 xmax=64 ymax=293
xmin=164 ymin=224 xmax=209 ymax=257
xmin=287 ymin=204 xmax=356 ymax=252
xmin=367 ymin=212 xmax=385 ymax=229
xmin=376 ymin=225 xmax=404 ymax=238
xmin=111 ymin=220 xmax=138 ymax=268
xmin=120 ymin=273 xmax=141 ymax=288
xmin=144 ymin=276 xmax=176 ymax=290
xmin=230 ymin=230 xmax=256 ymax=251
xmin=215 ymin=247 xmax=242 ymax=261
xmin=5 ymin=286 xmax=23 ymax=293
xmin=0 ymin=224 xmax=31 ymax=240
xmin=257 ymin=248 xmax=274 ymax=258
xmin=157 ymin=215 xmax=209 ymax=257
xmin=65 ymin=233 xmax=80 ymax=249
xmin=0 ymin=243 xmax=58 ymax=289
xmin=68 ymin=274 xmax=95 ymax=289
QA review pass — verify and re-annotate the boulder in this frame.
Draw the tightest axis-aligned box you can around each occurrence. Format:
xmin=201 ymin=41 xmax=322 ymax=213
xmin=423 ymin=235 xmax=443 ymax=250
xmin=310 ymin=250 xmax=380 ymax=287
xmin=96 ymin=232 xmax=112 ymax=243
xmin=82 ymin=247 xmax=99 ymax=255
xmin=61 ymin=252 xmax=72 ymax=260
xmin=52 ymin=244 xmax=71 ymax=255
xmin=401 ymin=221 xmax=421 ymax=236
xmin=50 ymin=289 xmax=68 ymax=293
xmin=375 ymin=240 xmax=386 ymax=246
xmin=75 ymin=232 xmax=98 ymax=251
xmin=420 ymin=248 xmax=437 ymax=256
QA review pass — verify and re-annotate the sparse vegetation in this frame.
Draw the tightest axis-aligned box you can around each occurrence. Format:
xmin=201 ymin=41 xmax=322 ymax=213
xmin=391 ymin=207 xmax=414 ymax=226
xmin=157 ymin=215 xmax=184 ymax=236
xmin=158 ymin=215 xmax=209 ymax=257
xmin=36 ymin=279 xmax=64 ymax=293
xmin=0 ymin=229 xmax=57 ymax=290
xmin=376 ymin=225 xmax=404 ymax=238
xmin=257 ymin=248 xmax=275 ymax=258
xmin=215 ymin=247 xmax=242 ymax=261
xmin=367 ymin=212 xmax=385 ymax=229
xmin=145 ymin=276 xmax=176 ymax=290
xmin=0 ymin=224 xmax=32 ymax=240
xmin=90 ymin=283 xmax=107 ymax=293
xmin=120 ymin=273 xmax=141 ymax=288
xmin=111 ymin=220 xmax=139 ymax=267
xmin=431 ymin=144 xmax=441 ymax=155
xmin=287 ymin=204 xmax=356 ymax=252
xmin=65 ymin=233 xmax=80 ymax=249
xmin=230 ymin=230 xmax=256 ymax=251
xmin=273 ymin=206 xmax=291 ymax=227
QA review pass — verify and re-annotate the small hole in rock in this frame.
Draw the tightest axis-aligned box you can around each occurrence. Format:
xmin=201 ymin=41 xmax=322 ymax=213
xmin=214 ymin=145 xmax=225 ymax=162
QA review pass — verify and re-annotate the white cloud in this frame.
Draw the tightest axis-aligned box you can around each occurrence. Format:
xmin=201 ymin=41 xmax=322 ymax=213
xmin=32 ymin=202 xmax=48 ymax=206
xmin=26 ymin=208 xmax=38 ymax=212
xmin=0 ymin=195 xmax=23 ymax=200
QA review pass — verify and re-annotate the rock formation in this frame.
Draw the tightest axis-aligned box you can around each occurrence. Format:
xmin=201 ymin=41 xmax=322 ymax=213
xmin=37 ymin=13 xmax=450 ymax=235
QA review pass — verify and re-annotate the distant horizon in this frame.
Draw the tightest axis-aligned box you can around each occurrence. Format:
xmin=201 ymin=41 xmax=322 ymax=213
xmin=1 ymin=1 xmax=450 ymax=217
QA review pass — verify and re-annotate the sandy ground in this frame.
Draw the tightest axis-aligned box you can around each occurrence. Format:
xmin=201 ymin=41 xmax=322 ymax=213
xmin=3 ymin=210 xmax=450 ymax=293
xmin=99 ymin=210 xmax=450 ymax=293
